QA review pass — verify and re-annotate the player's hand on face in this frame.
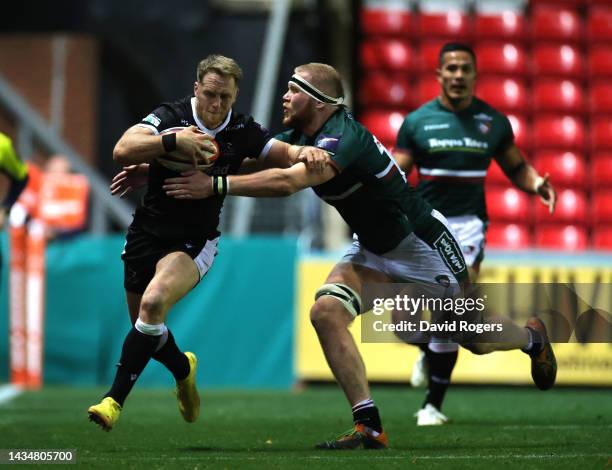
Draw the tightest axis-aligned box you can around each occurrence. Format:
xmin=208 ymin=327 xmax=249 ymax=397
xmin=110 ymin=164 xmax=149 ymax=197
xmin=163 ymin=170 xmax=213 ymax=199
xmin=537 ymin=173 xmax=557 ymax=214
xmin=176 ymin=126 xmax=214 ymax=167
xmin=297 ymin=146 xmax=329 ymax=173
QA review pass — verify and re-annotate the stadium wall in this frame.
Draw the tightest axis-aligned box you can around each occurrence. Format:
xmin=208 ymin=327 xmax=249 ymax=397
xmin=0 ymin=233 xmax=297 ymax=388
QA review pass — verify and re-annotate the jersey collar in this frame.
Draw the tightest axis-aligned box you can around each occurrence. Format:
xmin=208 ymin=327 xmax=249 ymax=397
xmin=191 ymin=97 xmax=233 ymax=137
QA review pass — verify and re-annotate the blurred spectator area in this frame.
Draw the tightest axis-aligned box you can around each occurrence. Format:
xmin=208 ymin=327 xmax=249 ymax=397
xmin=358 ymin=0 xmax=612 ymax=251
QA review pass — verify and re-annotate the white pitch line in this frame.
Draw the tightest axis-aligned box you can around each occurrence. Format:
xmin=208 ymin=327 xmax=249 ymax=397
xmin=0 ymin=384 xmax=22 ymax=405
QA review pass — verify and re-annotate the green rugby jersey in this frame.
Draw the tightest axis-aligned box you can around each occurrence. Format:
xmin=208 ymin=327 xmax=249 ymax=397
xmin=276 ymin=108 xmax=433 ymax=255
xmin=396 ymin=97 xmax=514 ymax=221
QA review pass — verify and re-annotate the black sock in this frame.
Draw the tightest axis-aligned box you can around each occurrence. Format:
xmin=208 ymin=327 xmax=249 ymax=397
xmin=105 ymin=327 xmax=160 ymax=407
xmin=152 ymin=328 xmax=190 ymax=381
xmin=422 ymin=347 xmax=458 ymax=411
xmin=352 ymin=399 xmax=383 ymax=433
xmin=522 ymin=327 xmax=543 ymax=356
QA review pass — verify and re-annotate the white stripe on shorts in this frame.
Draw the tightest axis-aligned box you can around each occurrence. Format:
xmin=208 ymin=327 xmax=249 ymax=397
xmin=193 ymin=237 xmax=219 ymax=279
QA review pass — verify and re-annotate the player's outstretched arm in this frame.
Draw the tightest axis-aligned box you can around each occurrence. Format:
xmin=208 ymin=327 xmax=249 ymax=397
xmin=113 ymin=125 xmax=214 ymax=166
xmin=495 ymin=144 xmax=557 ymax=214
xmin=163 ymin=151 xmax=335 ymax=200
xmin=239 ymin=141 xmax=329 ymax=174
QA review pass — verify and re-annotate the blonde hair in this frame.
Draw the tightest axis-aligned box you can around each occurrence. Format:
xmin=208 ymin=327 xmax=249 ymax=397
xmin=197 ymin=55 xmax=243 ymax=84
xmin=295 ymin=63 xmax=344 ymax=99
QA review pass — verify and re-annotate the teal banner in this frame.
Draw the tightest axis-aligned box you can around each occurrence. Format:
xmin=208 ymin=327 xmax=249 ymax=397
xmin=0 ymin=233 xmax=297 ymax=389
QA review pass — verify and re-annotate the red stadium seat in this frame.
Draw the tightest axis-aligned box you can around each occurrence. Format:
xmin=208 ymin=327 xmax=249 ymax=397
xmin=532 ymin=79 xmax=584 ymax=114
xmin=592 ymin=191 xmax=612 ymax=225
xmin=590 ymin=117 xmax=612 ymax=151
xmin=486 ymin=223 xmax=530 ymax=249
xmin=593 ymin=225 xmax=612 ymax=250
xmin=360 ymin=39 xmax=415 ymax=73
xmin=486 ymin=187 xmax=531 ymax=223
xmin=587 ymin=46 xmax=612 ymax=78
xmin=531 ymin=6 xmax=582 ymax=42
xmin=486 ymin=160 xmax=509 ymax=187
xmin=415 ymin=11 xmax=470 ymax=39
xmin=415 ymin=76 xmax=440 ymax=105
xmin=476 ymin=77 xmax=528 ymax=113
xmin=361 ymin=8 xmax=412 ymax=38
xmin=588 ymin=81 xmax=612 ymax=115
xmin=360 ymin=110 xmax=406 ymax=149
xmin=535 ymin=224 xmax=588 ymax=250
xmin=474 ymin=11 xmax=525 ymax=41
xmin=476 ymin=42 xmax=528 ymax=76
xmin=359 ymin=74 xmax=413 ymax=108
xmin=587 ymin=6 xmax=612 ymax=43
xmin=535 ymin=189 xmax=588 ymax=224
xmin=533 ymin=115 xmax=585 ymax=150
xmin=506 ymin=114 xmax=530 ymax=151
xmin=532 ymin=44 xmax=584 ymax=78
xmin=529 ymin=0 xmax=587 ymax=6
xmin=591 ymin=153 xmax=612 ymax=188
xmin=416 ymin=40 xmax=448 ymax=73
xmin=533 ymin=151 xmax=586 ymax=189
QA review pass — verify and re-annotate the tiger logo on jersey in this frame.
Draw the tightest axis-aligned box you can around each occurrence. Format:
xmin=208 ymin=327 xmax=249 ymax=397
xmin=473 ymin=113 xmax=493 ymax=135
xmin=316 ymin=135 xmax=340 ymax=155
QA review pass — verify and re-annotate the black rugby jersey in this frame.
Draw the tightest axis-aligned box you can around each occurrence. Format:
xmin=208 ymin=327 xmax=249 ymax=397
xmin=134 ymin=96 xmax=272 ymax=239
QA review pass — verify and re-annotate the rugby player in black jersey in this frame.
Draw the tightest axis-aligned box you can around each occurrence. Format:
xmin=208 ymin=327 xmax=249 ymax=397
xmin=88 ymin=55 xmax=327 ymax=431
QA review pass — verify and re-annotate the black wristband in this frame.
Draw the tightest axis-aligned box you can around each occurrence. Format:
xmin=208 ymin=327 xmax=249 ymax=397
xmin=162 ymin=133 xmax=177 ymax=152
xmin=212 ymin=176 xmax=229 ymax=195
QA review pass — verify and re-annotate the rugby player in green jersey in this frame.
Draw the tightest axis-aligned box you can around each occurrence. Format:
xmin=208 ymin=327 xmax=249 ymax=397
xmin=395 ymin=43 xmax=557 ymax=426
xmin=164 ymin=62 xmax=557 ymax=449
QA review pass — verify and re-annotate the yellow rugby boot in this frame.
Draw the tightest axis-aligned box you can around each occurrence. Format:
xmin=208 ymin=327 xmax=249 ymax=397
xmin=88 ymin=397 xmax=121 ymax=431
xmin=176 ymin=352 xmax=200 ymax=422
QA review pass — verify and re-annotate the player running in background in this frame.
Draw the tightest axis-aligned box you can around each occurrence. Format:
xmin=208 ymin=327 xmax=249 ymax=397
xmin=163 ymin=62 xmax=557 ymax=449
xmin=88 ymin=55 xmax=325 ymax=431
xmin=0 ymin=132 xmax=29 ymax=276
xmin=394 ymin=42 xmax=557 ymax=426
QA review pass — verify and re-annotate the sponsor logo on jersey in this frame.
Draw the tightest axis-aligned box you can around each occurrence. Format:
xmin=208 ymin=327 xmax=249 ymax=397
xmin=316 ymin=135 xmax=340 ymax=154
xmin=227 ymin=123 xmax=245 ymax=130
xmin=473 ymin=113 xmax=493 ymax=122
xmin=143 ymin=113 xmax=161 ymax=127
xmin=424 ymin=123 xmax=450 ymax=131
xmin=209 ymin=164 xmax=231 ymax=176
xmin=428 ymin=138 xmax=488 ymax=150
xmin=477 ymin=121 xmax=492 ymax=135
xmin=433 ymin=232 xmax=466 ymax=275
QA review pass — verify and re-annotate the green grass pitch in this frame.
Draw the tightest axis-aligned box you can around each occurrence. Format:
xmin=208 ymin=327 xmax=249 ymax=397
xmin=0 ymin=385 xmax=610 ymax=469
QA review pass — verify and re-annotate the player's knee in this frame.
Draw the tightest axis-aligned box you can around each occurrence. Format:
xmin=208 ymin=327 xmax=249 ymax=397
xmin=139 ymin=290 xmax=168 ymax=324
xmin=310 ymin=297 xmax=336 ymax=328
xmin=310 ymin=297 xmax=351 ymax=332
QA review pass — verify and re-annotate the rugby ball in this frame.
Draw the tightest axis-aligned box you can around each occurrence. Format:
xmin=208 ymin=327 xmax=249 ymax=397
xmin=157 ymin=126 xmax=219 ymax=172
